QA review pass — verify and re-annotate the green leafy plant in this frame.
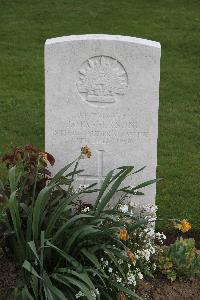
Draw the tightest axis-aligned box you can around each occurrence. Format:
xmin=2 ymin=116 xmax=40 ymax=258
xmin=0 ymin=145 xmax=55 ymax=258
xmin=157 ymin=247 xmax=176 ymax=282
xmin=0 ymin=145 xmax=158 ymax=299
xmin=156 ymin=238 xmax=200 ymax=281
xmin=169 ymin=238 xmax=200 ymax=277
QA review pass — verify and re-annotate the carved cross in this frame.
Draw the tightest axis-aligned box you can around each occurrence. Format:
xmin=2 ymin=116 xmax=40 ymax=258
xmin=78 ymin=150 xmax=105 ymax=186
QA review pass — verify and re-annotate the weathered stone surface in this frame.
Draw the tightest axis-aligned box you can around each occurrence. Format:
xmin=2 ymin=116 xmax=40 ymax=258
xmin=45 ymin=34 xmax=161 ymax=205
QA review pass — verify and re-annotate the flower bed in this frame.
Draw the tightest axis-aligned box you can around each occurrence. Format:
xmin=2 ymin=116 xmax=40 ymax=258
xmin=0 ymin=145 xmax=199 ymax=300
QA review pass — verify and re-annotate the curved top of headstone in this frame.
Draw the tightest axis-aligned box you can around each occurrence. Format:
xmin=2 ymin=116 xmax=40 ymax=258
xmin=45 ymin=34 xmax=161 ymax=49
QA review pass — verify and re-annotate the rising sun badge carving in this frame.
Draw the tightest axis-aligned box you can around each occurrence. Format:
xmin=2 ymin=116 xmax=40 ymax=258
xmin=77 ymin=56 xmax=128 ymax=104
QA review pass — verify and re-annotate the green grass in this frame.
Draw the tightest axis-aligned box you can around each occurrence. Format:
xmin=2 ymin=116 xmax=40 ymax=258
xmin=0 ymin=0 xmax=199 ymax=229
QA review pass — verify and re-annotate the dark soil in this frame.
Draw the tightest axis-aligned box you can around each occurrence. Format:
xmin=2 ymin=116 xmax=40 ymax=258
xmin=0 ymin=253 xmax=21 ymax=300
xmin=137 ymin=277 xmax=200 ymax=300
xmin=163 ymin=229 xmax=200 ymax=248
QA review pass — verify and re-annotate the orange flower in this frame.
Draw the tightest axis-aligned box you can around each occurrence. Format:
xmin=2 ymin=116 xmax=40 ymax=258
xmin=180 ymin=219 xmax=191 ymax=233
xmin=119 ymin=228 xmax=129 ymax=241
xmin=81 ymin=145 xmax=92 ymax=158
xmin=174 ymin=219 xmax=191 ymax=233
xmin=127 ymin=250 xmax=136 ymax=263
xmin=118 ymin=292 xmax=127 ymax=300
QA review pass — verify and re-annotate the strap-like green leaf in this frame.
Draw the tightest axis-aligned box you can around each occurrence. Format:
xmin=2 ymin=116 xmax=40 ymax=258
xmin=112 ymin=282 xmax=142 ymax=300
xmin=129 ymin=178 xmax=162 ymax=192
xmin=96 ymin=166 xmax=134 ymax=213
xmin=94 ymin=170 xmax=114 ymax=210
xmin=30 ymin=275 xmax=38 ymax=300
xmin=104 ymin=249 xmax=126 ymax=280
xmin=57 ymin=268 xmax=96 ymax=292
xmin=9 ymin=166 xmax=21 ymax=193
xmin=48 ymin=285 xmax=68 ymax=299
xmin=53 ymin=273 xmax=93 ymax=300
xmin=49 ymin=160 xmax=77 ymax=186
xmin=64 ymin=225 xmax=100 ymax=253
xmin=52 ymin=214 xmax=94 ymax=243
xmin=46 ymin=241 xmax=84 ymax=271
xmin=9 ymin=191 xmax=25 ymax=261
xmin=28 ymin=241 xmax=40 ymax=261
xmin=81 ymin=248 xmax=101 ymax=270
xmin=85 ymin=268 xmax=108 ymax=286
xmin=22 ymin=286 xmax=35 ymax=300
xmin=22 ymin=260 xmax=42 ymax=279
xmin=43 ymin=271 xmax=68 ymax=300
xmin=32 ymin=185 xmax=54 ymax=243
xmin=45 ymin=194 xmax=79 ymax=238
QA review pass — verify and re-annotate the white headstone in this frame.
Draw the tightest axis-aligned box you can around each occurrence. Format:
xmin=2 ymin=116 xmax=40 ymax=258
xmin=45 ymin=34 xmax=161 ymax=205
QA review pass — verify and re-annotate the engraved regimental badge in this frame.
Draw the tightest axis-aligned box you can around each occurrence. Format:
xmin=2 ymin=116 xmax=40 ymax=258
xmin=77 ymin=56 xmax=128 ymax=104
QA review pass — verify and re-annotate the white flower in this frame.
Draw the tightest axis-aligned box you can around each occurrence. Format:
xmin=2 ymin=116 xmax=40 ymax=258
xmin=82 ymin=206 xmax=90 ymax=213
xmin=95 ymin=288 xmax=100 ymax=295
xmin=104 ymin=260 xmax=109 ymax=266
xmin=108 ymin=267 xmax=113 ymax=273
xmin=91 ymin=291 xmax=96 ymax=300
xmin=145 ymin=216 xmax=157 ymax=222
xmin=152 ymin=263 xmax=157 ymax=270
xmin=130 ymin=209 xmax=134 ymax=216
xmin=90 ymin=289 xmax=100 ymax=300
xmin=127 ymin=271 xmax=136 ymax=286
xmin=151 ymin=205 xmax=158 ymax=212
xmin=145 ymin=227 xmax=155 ymax=237
xmin=156 ymin=232 xmax=166 ymax=241
xmin=75 ymin=291 xmax=84 ymax=298
xmin=151 ymin=217 xmax=157 ymax=221
xmin=79 ymin=184 xmax=89 ymax=191
xmin=139 ymin=249 xmax=151 ymax=261
xmin=142 ymin=204 xmax=158 ymax=213
xmin=119 ymin=204 xmax=129 ymax=213
xmin=150 ymin=246 xmax=156 ymax=254
xmin=117 ymin=277 xmax=122 ymax=283
xmin=161 ymin=232 xmax=166 ymax=239
xmin=138 ymin=272 xmax=143 ymax=280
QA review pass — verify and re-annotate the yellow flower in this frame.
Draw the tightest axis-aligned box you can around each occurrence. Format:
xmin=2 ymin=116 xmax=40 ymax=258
xmin=127 ymin=250 xmax=136 ymax=263
xmin=81 ymin=145 xmax=92 ymax=158
xmin=180 ymin=219 xmax=191 ymax=233
xmin=175 ymin=223 xmax=182 ymax=231
xmin=175 ymin=219 xmax=191 ymax=233
xmin=39 ymin=152 xmax=48 ymax=164
xmin=119 ymin=228 xmax=129 ymax=241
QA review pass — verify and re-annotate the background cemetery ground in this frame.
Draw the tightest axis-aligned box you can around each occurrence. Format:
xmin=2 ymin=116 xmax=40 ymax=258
xmin=0 ymin=0 xmax=199 ymax=230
